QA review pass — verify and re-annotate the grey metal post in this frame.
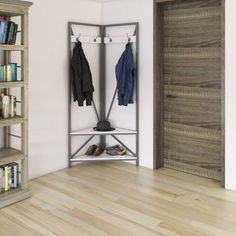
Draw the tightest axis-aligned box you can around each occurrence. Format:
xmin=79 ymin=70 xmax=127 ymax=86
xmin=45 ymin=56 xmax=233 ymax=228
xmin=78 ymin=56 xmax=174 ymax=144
xmin=68 ymin=22 xmax=72 ymax=168
xmin=100 ymin=25 xmax=106 ymax=147
xmin=135 ymin=23 xmax=139 ymax=166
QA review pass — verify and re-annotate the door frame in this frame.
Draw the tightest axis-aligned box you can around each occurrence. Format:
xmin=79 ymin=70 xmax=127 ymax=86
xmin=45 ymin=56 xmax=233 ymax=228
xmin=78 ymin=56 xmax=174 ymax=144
xmin=153 ymin=0 xmax=225 ymax=185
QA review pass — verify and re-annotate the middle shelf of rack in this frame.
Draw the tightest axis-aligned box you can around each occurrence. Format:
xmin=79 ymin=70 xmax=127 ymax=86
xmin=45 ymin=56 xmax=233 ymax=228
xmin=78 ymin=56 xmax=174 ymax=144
xmin=70 ymin=127 xmax=138 ymax=136
xmin=0 ymin=147 xmax=24 ymax=166
xmin=0 ymin=116 xmax=25 ymax=128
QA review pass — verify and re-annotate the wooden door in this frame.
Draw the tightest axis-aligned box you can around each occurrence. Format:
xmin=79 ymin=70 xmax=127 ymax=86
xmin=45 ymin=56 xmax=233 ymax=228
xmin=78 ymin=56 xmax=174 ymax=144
xmin=161 ymin=0 xmax=224 ymax=180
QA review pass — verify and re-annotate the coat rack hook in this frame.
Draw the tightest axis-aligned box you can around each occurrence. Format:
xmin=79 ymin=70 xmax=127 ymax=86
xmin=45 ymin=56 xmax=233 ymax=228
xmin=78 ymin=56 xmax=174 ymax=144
xmin=108 ymin=34 xmax=112 ymax=42
xmin=76 ymin=33 xmax=81 ymax=42
xmin=94 ymin=34 xmax=99 ymax=42
xmin=127 ymin=33 xmax=131 ymax=42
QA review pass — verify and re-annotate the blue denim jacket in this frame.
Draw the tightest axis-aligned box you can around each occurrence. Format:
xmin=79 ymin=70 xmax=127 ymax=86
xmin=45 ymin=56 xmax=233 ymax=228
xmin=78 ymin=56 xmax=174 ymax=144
xmin=115 ymin=43 xmax=135 ymax=106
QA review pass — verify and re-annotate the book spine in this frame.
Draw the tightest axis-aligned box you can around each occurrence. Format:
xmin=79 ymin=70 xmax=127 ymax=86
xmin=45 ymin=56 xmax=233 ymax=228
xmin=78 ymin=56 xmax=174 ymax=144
xmin=6 ymin=64 xmax=12 ymax=82
xmin=8 ymin=165 xmax=12 ymax=190
xmin=2 ymin=22 xmax=9 ymax=44
xmin=0 ymin=167 xmax=2 ymax=192
xmin=3 ymin=65 xmax=7 ymax=82
xmin=6 ymin=22 xmax=14 ymax=45
xmin=2 ymin=167 xmax=5 ymax=191
xmin=4 ymin=165 xmax=9 ymax=191
xmin=0 ymin=66 xmax=4 ymax=82
xmin=10 ymin=95 xmax=16 ymax=118
xmin=13 ymin=163 xmax=17 ymax=188
xmin=2 ymin=95 xmax=10 ymax=119
xmin=11 ymin=23 xmax=18 ymax=45
xmin=11 ymin=63 xmax=17 ymax=81
xmin=0 ymin=21 xmax=5 ymax=43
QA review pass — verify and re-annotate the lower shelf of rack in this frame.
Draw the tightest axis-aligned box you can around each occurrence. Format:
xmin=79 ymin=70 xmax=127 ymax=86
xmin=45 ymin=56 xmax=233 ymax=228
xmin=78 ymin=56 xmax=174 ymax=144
xmin=70 ymin=154 xmax=137 ymax=162
xmin=0 ymin=187 xmax=31 ymax=209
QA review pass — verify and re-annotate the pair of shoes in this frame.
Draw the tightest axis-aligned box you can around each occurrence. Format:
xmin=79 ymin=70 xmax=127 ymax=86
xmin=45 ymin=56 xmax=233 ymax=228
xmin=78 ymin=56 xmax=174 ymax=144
xmin=86 ymin=145 xmax=104 ymax=156
xmin=106 ymin=145 xmax=126 ymax=156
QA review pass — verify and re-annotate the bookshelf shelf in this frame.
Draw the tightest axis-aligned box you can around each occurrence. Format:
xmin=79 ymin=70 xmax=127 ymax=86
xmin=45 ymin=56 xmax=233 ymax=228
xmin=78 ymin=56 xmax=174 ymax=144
xmin=0 ymin=147 xmax=24 ymax=165
xmin=0 ymin=81 xmax=24 ymax=88
xmin=0 ymin=0 xmax=32 ymax=208
xmin=0 ymin=116 xmax=24 ymax=128
xmin=0 ymin=45 xmax=25 ymax=51
xmin=0 ymin=188 xmax=31 ymax=208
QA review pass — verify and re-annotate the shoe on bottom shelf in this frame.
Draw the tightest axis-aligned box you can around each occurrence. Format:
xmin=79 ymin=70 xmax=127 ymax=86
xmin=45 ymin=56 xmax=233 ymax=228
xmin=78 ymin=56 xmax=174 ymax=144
xmin=93 ymin=145 xmax=105 ymax=156
xmin=105 ymin=145 xmax=120 ymax=151
xmin=106 ymin=145 xmax=126 ymax=156
xmin=85 ymin=145 xmax=97 ymax=156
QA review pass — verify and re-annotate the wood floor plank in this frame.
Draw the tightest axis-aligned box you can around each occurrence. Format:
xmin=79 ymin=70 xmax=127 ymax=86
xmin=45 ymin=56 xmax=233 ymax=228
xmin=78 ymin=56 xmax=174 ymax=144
xmin=0 ymin=163 xmax=235 ymax=236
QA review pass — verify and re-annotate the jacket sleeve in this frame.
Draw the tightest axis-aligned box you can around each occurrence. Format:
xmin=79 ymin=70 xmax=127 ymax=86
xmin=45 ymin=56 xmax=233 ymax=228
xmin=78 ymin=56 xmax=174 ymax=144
xmin=79 ymin=47 xmax=94 ymax=93
xmin=70 ymin=65 xmax=77 ymax=102
xmin=115 ymin=53 xmax=126 ymax=94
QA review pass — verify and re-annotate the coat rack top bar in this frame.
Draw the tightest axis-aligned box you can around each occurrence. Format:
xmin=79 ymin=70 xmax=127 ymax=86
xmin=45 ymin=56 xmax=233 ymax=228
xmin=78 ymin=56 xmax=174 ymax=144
xmin=69 ymin=22 xmax=101 ymax=28
xmin=104 ymin=35 xmax=136 ymax=44
xmin=103 ymin=22 xmax=139 ymax=27
xmin=71 ymin=35 xmax=102 ymax=44
xmin=71 ymin=35 xmax=136 ymax=44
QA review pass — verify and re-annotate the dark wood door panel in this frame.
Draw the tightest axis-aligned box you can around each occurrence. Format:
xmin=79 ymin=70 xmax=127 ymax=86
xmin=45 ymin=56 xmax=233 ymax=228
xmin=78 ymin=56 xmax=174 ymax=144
xmin=161 ymin=0 xmax=223 ymax=180
xmin=163 ymin=6 xmax=221 ymax=47
xmin=162 ymin=0 xmax=221 ymax=11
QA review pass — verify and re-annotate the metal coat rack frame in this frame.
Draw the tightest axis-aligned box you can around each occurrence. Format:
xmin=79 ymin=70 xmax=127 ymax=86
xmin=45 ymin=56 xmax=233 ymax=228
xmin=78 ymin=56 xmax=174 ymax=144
xmin=68 ymin=22 xmax=139 ymax=166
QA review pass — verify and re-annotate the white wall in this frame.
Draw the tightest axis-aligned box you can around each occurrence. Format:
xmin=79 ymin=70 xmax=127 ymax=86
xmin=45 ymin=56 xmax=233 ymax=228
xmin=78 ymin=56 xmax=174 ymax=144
xmin=26 ymin=0 xmax=236 ymax=191
xmin=225 ymin=0 xmax=236 ymax=190
xmin=102 ymin=0 xmax=154 ymax=168
xmin=28 ymin=0 xmax=102 ymax=179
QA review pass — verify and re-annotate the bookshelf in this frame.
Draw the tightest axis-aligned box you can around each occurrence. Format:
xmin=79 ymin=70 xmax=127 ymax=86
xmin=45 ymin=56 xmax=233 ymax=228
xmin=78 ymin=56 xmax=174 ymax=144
xmin=0 ymin=0 xmax=32 ymax=208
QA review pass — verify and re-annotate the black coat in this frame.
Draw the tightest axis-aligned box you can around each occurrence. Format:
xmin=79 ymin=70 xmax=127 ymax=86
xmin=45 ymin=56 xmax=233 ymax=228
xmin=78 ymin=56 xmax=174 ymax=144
xmin=71 ymin=41 xmax=94 ymax=106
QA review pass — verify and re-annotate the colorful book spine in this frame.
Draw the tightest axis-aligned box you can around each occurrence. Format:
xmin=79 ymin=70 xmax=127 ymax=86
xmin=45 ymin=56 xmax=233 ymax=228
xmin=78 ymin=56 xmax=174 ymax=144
xmin=0 ymin=66 xmax=4 ymax=82
xmin=4 ymin=165 xmax=9 ymax=191
xmin=2 ymin=21 xmax=9 ymax=44
xmin=10 ymin=95 xmax=16 ymax=118
xmin=6 ymin=64 xmax=12 ymax=82
xmin=0 ymin=163 xmax=19 ymax=192
xmin=11 ymin=63 xmax=17 ymax=81
xmin=0 ymin=20 xmax=6 ymax=43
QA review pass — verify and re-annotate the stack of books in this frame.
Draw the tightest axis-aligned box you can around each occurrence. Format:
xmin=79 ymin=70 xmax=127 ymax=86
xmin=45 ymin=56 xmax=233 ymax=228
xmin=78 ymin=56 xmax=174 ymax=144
xmin=0 ymin=162 xmax=19 ymax=193
xmin=0 ymin=94 xmax=16 ymax=119
xmin=0 ymin=18 xmax=18 ymax=45
xmin=0 ymin=63 xmax=17 ymax=82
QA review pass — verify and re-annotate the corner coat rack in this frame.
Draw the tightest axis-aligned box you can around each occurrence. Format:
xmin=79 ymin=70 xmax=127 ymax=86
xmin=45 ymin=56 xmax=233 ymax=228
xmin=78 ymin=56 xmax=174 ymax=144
xmin=68 ymin=22 xmax=139 ymax=166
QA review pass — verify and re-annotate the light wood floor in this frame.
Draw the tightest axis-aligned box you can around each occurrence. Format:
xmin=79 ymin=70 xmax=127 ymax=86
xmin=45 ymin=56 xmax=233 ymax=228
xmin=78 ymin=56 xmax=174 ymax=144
xmin=0 ymin=162 xmax=236 ymax=236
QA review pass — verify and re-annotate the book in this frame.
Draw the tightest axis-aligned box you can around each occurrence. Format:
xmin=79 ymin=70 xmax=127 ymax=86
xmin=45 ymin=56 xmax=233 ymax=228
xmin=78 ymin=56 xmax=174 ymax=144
xmin=11 ymin=23 xmax=18 ymax=45
xmin=2 ymin=166 xmax=5 ymax=191
xmin=11 ymin=63 xmax=17 ymax=81
xmin=0 ymin=20 xmax=6 ymax=43
xmin=2 ymin=21 xmax=9 ymax=44
xmin=0 ymin=167 xmax=3 ymax=192
xmin=12 ymin=163 xmax=18 ymax=188
xmin=6 ymin=64 xmax=12 ymax=81
xmin=10 ymin=95 xmax=16 ymax=118
xmin=6 ymin=21 xmax=14 ymax=44
xmin=0 ymin=66 xmax=4 ymax=82
xmin=2 ymin=95 xmax=10 ymax=118
xmin=4 ymin=165 xmax=9 ymax=191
